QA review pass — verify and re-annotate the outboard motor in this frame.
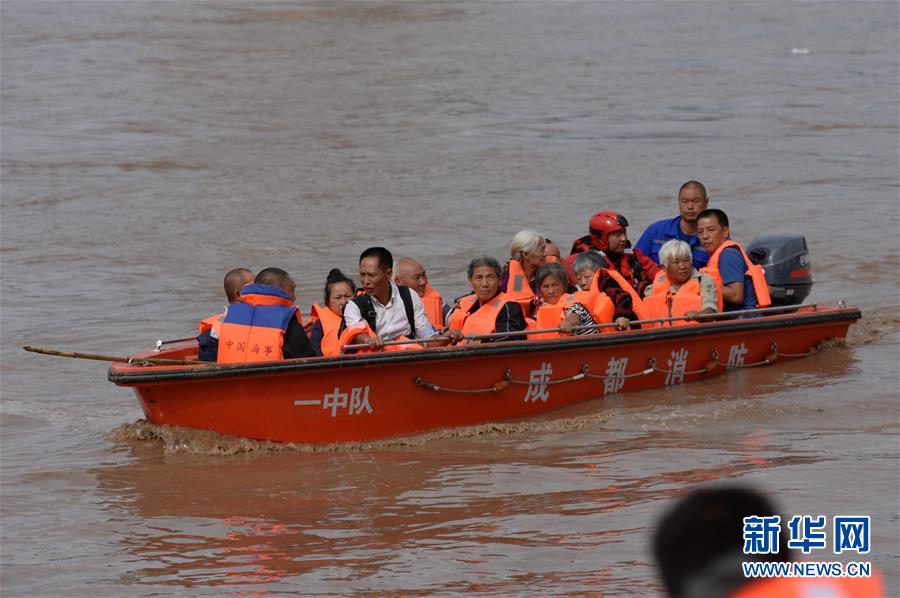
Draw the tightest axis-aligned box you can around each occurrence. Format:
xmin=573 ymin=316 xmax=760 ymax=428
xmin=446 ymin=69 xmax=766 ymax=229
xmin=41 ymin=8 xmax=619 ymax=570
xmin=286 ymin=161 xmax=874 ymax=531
xmin=746 ymin=235 xmax=812 ymax=305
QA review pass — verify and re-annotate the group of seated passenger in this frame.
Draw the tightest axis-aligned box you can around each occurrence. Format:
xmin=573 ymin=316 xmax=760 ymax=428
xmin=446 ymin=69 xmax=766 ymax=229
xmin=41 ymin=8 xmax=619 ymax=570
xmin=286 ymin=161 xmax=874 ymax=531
xmin=198 ymin=180 xmax=771 ymax=363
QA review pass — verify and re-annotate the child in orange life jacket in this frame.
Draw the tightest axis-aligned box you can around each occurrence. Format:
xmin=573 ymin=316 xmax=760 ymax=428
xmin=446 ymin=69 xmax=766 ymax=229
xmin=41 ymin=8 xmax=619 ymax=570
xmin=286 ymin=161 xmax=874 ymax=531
xmin=531 ymin=263 xmax=597 ymax=339
xmin=309 ymin=269 xmax=356 ymax=357
xmin=393 ymin=257 xmax=451 ymax=329
xmin=643 ymin=239 xmax=718 ymax=325
xmin=500 ymin=230 xmax=546 ymax=318
xmin=197 ymin=267 xmax=254 ymax=362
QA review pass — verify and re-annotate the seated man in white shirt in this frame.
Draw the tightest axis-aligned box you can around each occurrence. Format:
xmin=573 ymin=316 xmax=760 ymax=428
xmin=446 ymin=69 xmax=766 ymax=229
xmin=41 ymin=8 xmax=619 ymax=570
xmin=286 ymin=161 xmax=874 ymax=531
xmin=342 ymin=247 xmax=463 ymax=350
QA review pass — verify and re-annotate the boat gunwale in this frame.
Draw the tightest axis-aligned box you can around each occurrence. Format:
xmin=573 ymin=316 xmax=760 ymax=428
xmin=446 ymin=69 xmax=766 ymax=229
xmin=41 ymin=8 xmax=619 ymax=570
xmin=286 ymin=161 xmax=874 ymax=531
xmin=108 ymin=306 xmax=860 ymax=385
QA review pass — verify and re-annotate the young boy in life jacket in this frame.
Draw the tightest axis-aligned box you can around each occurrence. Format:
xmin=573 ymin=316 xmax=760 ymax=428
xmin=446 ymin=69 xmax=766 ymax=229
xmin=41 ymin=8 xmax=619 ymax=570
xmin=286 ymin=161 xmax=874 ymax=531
xmin=696 ymin=209 xmax=771 ymax=313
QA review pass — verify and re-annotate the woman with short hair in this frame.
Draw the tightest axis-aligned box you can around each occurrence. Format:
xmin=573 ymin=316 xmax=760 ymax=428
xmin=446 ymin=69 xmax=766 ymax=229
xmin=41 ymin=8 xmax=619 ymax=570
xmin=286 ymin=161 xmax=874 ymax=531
xmin=643 ymin=239 xmax=718 ymax=326
xmin=530 ymin=263 xmax=598 ymax=338
xmin=570 ymin=249 xmax=636 ymax=329
xmin=446 ymin=256 xmax=527 ymax=342
xmin=310 ymin=269 xmax=357 ymax=356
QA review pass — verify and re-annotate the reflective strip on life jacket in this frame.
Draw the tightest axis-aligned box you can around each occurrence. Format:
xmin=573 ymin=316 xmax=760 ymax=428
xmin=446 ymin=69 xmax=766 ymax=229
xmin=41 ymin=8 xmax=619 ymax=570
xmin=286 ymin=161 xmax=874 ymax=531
xmin=506 ymin=259 xmax=537 ymax=317
xmin=643 ymin=274 xmax=702 ymax=327
xmin=701 ymin=240 xmax=772 ymax=310
xmin=310 ymin=303 xmax=343 ymax=357
xmin=421 ymin=284 xmax=445 ymax=329
xmin=217 ymin=286 xmax=297 ymax=364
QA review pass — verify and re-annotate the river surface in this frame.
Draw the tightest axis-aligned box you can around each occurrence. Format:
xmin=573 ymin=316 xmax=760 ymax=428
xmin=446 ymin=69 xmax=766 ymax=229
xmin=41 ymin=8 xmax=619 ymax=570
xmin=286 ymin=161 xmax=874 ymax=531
xmin=2 ymin=1 xmax=898 ymax=595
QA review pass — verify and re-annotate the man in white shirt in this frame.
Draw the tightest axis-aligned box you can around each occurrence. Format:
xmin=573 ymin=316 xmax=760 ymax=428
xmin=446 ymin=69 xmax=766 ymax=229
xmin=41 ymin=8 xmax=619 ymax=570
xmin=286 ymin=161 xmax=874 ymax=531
xmin=342 ymin=247 xmax=462 ymax=350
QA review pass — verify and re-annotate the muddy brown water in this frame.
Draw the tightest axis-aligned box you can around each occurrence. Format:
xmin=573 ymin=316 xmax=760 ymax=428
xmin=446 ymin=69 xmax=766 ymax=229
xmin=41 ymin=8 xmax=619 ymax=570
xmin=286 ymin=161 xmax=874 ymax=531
xmin=2 ymin=1 xmax=898 ymax=595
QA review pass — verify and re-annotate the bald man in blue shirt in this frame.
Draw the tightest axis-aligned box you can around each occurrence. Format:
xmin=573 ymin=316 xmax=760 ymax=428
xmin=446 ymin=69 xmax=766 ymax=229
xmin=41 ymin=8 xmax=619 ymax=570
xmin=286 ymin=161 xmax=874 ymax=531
xmin=635 ymin=180 xmax=710 ymax=269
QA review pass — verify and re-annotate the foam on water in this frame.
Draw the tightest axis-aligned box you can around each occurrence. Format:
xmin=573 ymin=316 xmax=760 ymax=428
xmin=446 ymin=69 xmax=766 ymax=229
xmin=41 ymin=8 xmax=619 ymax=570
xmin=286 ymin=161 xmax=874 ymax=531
xmin=110 ymin=411 xmax=615 ymax=456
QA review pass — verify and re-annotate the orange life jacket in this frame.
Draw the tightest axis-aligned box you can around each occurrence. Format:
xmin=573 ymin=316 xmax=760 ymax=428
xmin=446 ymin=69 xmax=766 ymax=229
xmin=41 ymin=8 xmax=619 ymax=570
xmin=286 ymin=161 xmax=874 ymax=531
xmin=217 ymin=284 xmax=299 ymax=364
xmin=505 ymin=259 xmax=537 ymax=317
xmin=544 ymin=255 xmax=560 ymax=263
xmin=448 ymin=293 xmax=514 ymax=337
xmin=729 ymin=571 xmax=885 ymax=598
xmin=528 ymin=294 xmax=595 ymax=340
xmin=643 ymin=272 xmax=702 ymax=327
xmin=337 ymin=320 xmax=420 ymax=353
xmin=701 ymin=240 xmax=772 ymax=311
xmin=592 ymin=269 xmax=650 ymax=321
xmin=573 ymin=288 xmax=615 ymax=325
xmin=420 ymin=284 xmax=445 ymax=329
xmin=309 ymin=303 xmax=343 ymax=357
xmin=198 ymin=311 xmax=226 ymax=336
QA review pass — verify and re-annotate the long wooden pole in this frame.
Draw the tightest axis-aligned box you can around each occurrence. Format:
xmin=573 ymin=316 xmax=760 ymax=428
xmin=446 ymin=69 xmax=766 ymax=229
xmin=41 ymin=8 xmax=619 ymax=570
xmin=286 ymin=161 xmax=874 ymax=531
xmin=22 ymin=346 xmax=205 ymax=366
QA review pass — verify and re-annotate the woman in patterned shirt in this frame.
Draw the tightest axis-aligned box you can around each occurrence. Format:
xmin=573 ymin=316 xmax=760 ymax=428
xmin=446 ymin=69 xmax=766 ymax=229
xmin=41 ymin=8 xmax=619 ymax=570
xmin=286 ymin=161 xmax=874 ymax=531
xmin=535 ymin=263 xmax=597 ymax=335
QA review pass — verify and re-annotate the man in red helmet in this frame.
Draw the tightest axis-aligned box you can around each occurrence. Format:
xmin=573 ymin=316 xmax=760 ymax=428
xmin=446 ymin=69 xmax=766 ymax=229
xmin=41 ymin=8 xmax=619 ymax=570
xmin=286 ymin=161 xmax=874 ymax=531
xmin=569 ymin=211 xmax=660 ymax=296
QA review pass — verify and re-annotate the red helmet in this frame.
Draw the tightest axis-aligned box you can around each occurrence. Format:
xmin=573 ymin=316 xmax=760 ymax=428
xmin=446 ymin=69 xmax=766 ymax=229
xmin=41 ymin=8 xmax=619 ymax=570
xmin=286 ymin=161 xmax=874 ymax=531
xmin=588 ymin=211 xmax=629 ymax=251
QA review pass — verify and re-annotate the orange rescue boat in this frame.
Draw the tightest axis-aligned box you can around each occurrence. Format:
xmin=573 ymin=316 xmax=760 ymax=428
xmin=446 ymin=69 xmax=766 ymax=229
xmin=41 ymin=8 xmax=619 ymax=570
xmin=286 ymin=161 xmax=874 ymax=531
xmin=109 ymin=304 xmax=859 ymax=444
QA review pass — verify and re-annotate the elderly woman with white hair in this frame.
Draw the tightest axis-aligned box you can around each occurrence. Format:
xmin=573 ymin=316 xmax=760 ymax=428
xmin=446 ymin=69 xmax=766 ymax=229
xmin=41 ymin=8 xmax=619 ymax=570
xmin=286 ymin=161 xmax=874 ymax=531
xmin=643 ymin=239 xmax=718 ymax=326
xmin=500 ymin=230 xmax=546 ymax=317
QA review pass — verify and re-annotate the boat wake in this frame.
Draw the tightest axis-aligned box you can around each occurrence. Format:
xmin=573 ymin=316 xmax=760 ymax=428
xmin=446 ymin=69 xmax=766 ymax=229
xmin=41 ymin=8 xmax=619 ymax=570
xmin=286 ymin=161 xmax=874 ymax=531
xmin=844 ymin=306 xmax=900 ymax=347
xmin=109 ymin=411 xmax=614 ymax=455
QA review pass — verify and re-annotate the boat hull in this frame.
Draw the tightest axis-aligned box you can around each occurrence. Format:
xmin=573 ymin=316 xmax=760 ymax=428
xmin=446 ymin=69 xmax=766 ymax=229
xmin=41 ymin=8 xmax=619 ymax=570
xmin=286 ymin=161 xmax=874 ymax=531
xmin=109 ymin=306 xmax=859 ymax=444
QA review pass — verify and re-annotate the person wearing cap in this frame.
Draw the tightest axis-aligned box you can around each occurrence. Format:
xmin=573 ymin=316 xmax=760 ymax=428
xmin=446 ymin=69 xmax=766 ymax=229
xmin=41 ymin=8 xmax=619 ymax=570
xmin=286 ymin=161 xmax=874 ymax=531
xmin=569 ymin=211 xmax=660 ymax=296
xmin=635 ymin=180 xmax=710 ymax=269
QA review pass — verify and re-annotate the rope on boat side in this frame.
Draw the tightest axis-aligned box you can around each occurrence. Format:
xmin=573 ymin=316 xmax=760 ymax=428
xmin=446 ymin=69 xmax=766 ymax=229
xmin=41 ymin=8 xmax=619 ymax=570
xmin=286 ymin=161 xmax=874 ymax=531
xmin=769 ymin=342 xmax=816 ymax=358
xmin=711 ymin=343 xmax=814 ymax=368
xmin=581 ymin=364 xmax=656 ymax=380
xmin=414 ymin=377 xmax=511 ymax=394
xmin=711 ymin=349 xmax=774 ymax=368
xmin=647 ymin=357 xmax=714 ymax=376
xmin=414 ymin=342 xmax=815 ymax=394
xmin=505 ymin=365 xmax=590 ymax=385
xmin=417 ymin=362 xmax=659 ymax=393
